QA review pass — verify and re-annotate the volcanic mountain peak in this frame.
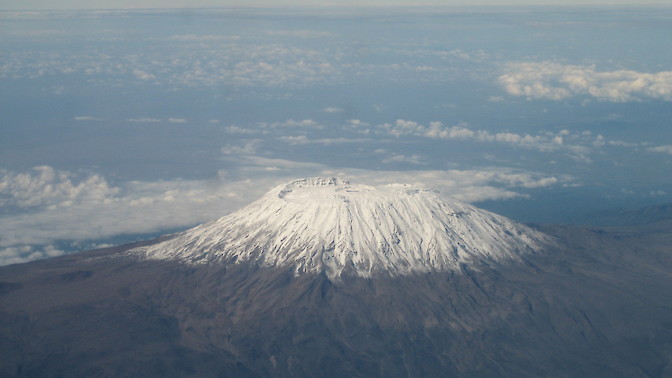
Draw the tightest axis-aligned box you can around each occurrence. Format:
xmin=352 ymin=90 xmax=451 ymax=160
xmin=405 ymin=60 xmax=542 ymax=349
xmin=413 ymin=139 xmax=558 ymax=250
xmin=130 ymin=178 xmax=551 ymax=279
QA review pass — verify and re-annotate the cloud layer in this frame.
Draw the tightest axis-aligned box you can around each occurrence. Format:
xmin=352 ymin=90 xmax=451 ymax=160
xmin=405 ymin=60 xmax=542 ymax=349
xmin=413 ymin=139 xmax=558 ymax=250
xmin=0 ymin=164 xmax=566 ymax=266
xmin=499 ymin=62 xmax=672 ymax=102
xmin=377 ymin=119 xmax=605 ymax=162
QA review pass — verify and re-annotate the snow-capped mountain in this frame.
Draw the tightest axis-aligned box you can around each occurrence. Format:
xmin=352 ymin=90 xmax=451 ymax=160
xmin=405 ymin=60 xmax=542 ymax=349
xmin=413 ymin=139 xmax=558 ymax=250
xmin=132 ymin=177 xmax=551 ymax=278
xmin=2 ymin=180 xmax=672 ymax=377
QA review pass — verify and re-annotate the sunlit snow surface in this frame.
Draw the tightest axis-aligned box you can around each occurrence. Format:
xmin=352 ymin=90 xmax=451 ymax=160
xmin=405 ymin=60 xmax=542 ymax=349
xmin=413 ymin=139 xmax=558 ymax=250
xmin=132 ymin=178 xmax=552 ymax=279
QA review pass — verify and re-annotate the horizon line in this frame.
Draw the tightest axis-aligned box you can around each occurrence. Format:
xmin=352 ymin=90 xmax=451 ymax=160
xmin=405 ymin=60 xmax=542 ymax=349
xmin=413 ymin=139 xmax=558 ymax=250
xmin=2 ymin=3 xmax=672 ymax=12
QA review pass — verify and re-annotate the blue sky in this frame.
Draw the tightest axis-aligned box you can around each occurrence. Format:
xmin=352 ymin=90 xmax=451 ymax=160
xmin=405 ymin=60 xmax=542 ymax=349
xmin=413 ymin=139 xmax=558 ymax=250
xmin=1 ymin=6 xmax=671 ymax=265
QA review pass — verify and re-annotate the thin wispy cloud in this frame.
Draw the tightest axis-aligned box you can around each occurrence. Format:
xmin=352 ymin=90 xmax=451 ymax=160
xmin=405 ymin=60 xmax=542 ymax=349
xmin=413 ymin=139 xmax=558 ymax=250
xmin=278 ymin=135 xmax=370 ymax=145
xmin=128 ymin=117 xmax=161 ymax=123
xmin=221 ymin=140 xmax=262 ymax=155
xmin=266 ymin=30 xmax=334 ymax=38
xmin=647 ymin=145 xmax=672 ymax=155
xmin=382 ymin=153 xmax=425 ymax=165
xmin=264 ymin=119 xmax=321 ymax=128
xmin=323 ymin=107 xmax=344 ymax=113
xmin=74 ymin=115 xmax=101 ymax=121
xmin=378 ymin=119 xmax=595 ymax=160
xmin=170 ymin=34 xmax=240 ymax=41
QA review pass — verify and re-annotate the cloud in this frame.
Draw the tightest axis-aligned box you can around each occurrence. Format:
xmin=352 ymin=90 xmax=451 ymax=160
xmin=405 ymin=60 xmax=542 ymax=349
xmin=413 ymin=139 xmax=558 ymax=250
xmin=371 ymin=47 xmax=488 ymax=64
xmin=170 ymin=34 xmax=240 ymax=41
xmin=648 ymin=190 xmax=667 ymax=197
xmin=378 ymin=118 xmax=659 ymax=163
xmin=224 ymin=125 xmax=258 ymax=135
xmin=344 ymin=168 xmax=568 ymax=203
xmin=376 ymin=119 xmax=651 ymax=163
xmin=380 ymin=119 xmax=574 ymax=154
xmin=128 ymin=117 xmax=161 ymax=123
xmin=259 ymin=119 xmax=321 ymax=129
xmin=0 ymin=166 xmax=119 ymax=211
xmin=73 ymin=115 xmax=101 ymax=121
xmin=224 ymin=118 xmax=372 ymax=148
xmin=128 ymin=116 xmax=192 ymax=125
xmin=345 ymin=119 xmax=372 ymax=135
xmin=0 ymin=166 xmax=285 ymax=265
xmin=234 ymin=156 xmax=327 ymax=174
xmin=323 ymin=107 xmax=344 ymax=113
xmin=382 ymin=120 xmax=479 ymax=140
xmin=278 ymin=136 xmax=370 ymax=145
xmin=436 ymin=49 xmax=489 ymax=62
xmin=132 ymin=68 xmax=155 ymax=81
xmin=0 ymin=164 xmax=566 ymax=266
xmin=347 ymin=119 xmax=369 ymax=127
xmin=0 ymin=244 xmax=65 ymax=267
xmin=278 ymin=135 xmax=310 ymax=145
xmin=229 ymin=156 xmax=567 ymax=204
xmin=647 ymin=145 xmax=672 ymax=155
xmin=3 ymin=29 xmax=484 ymax=92
xmin=3 ymin=42 xmax=342 ymax=90
xmin=381 ymin=154 xmax=424 ymax=165
xmin=221 ymin=139 xmax=262 ymax=155
xmin=499 ymin=62 xmax=672 ymax=102
xmin=266 ymin=30 xmax=334 ymax=38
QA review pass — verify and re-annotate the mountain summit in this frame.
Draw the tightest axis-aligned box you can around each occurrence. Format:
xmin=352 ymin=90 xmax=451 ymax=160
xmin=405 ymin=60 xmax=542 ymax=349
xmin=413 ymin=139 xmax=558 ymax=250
xmin=132 ymin=177 xmax=550 ymax=279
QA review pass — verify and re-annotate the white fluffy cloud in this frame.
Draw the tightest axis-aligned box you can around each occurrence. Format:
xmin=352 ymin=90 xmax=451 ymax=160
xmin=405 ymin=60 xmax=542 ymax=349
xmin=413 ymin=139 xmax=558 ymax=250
xmin=0 ymin=164 xmax=566 ymax=266
xmin=0 ymin=166 xmax=119 ymax=210
xmin=0 ymin=244 xmax=66 ymax=266
xmin=0 ymin=166 xmax=282 ymax=266
xmin=499 ymin=62 xmax=672 ymax=102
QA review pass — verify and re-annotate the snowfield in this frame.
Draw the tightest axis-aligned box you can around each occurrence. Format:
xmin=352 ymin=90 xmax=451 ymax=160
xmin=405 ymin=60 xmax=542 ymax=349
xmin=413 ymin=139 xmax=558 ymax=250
xmin=132 ymin=178 xmax=552 ymax=279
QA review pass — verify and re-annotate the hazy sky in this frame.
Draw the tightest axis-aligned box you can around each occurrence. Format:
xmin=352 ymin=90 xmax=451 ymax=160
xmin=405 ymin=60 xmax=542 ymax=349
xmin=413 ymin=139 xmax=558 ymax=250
xmin=1 ymin=0 xmax=670 ymax=10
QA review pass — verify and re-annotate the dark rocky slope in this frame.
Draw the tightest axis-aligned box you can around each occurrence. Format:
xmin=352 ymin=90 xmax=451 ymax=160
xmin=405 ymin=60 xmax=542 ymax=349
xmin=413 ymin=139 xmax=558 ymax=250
xmin=1 ymin=222 xmax=672 ymax=377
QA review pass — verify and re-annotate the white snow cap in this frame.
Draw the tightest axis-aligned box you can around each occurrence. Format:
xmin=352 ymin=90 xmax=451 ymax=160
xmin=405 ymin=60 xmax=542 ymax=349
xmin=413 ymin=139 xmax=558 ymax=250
xmin=133 ymin=177 xmax=551 ymax=279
